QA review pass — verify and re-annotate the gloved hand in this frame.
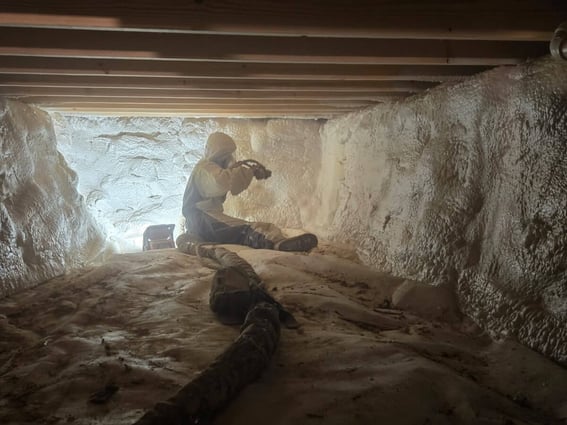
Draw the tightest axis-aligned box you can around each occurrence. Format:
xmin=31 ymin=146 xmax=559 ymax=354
xmin=233 ymin=159 xmax=272 ymax=180
xmin=253 ymin=165 xmax=271 ymax=180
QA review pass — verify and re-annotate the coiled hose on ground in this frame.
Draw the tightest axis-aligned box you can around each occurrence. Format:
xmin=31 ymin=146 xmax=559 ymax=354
xmin=132 ymin=236 xmax=296 ymax=425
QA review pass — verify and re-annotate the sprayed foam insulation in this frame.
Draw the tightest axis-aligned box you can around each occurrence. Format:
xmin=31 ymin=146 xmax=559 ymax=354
xmin=315 ymin=57 xmax=567 ymax=363
xmin=52 ymin=116 xmax=323 ymax=252
xmin=0 ymin=99 xmax=105 ymax=297
xmin=1 ymin=57 xmax=566 ymax=366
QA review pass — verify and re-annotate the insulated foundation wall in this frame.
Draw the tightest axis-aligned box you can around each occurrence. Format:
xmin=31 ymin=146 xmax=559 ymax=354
xmin=313 ymin=58 xmax=567 ymax=363
xmin=53 ymin=117 xmax=322 ymax=252
xmin=9 ymin=57 xmax=567 ymax=365
xmin=0 ymin=99 xmax=104 ymax=297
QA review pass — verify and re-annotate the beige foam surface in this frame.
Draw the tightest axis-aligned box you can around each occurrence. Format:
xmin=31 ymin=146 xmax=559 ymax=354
xmin=1 ymin=246 xmax=566 ymax=424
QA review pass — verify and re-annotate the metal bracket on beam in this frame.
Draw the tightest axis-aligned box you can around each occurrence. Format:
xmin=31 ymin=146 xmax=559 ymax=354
xmin=550 ymin=22 xmax=567 ymax=60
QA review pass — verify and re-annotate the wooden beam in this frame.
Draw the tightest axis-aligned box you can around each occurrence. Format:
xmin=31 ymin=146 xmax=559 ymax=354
xmin=22 ymin=99 xmax=376 ymax=108
xmin=31 ymin=103 xmax=362 ymax=118
xmin=0 ymin=56 xmax=493 ymax=81
xmin=0 ymin=0 xmax=565 ymax=40
xmin=27 ymin=103 xmax=364 ymax=112
xmin=0 ymin=27 xmax=549 ymax=65
xmin=42 ymin=102 xmax=354 ymax=110
xmin=0 ymin=74 xmax=437 ymax=92
xmin=0 ymin=87 xmax=412 ymax=100
xmin=42 ymin=109 xmax=343 ymax=119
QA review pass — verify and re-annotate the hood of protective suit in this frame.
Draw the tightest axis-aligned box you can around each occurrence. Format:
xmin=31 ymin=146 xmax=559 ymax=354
xmin=205 ymin=132 xmax=237 ymax=163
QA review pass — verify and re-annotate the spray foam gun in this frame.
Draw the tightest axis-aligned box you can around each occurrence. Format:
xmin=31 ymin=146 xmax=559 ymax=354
xmin=231 ymin=159 xmax=272 ymax=180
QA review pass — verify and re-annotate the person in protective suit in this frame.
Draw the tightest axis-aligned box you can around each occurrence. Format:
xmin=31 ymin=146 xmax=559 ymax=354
xmin=181 ymin=132 xmax=318 ymax=251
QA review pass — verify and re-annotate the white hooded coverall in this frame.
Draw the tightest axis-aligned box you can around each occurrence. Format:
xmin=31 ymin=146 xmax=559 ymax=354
xmin=181 ymin=132 xmax=286 ymax=248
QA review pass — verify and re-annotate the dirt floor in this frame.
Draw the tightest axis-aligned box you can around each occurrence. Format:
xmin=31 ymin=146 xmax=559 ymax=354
xmin=1 ymin=244 xmax=567 ymax=424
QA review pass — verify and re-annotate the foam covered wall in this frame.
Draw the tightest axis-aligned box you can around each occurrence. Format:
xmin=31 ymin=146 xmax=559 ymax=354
xmin=53 ymin=117 xmax=322 ymax=252
xmin=0 ymin=99 xmax=105 ymax=297
xmin=2 ymin=56 xmax=566 ymax=365
xmin=314 ymin=57 xmax=567 ymax=363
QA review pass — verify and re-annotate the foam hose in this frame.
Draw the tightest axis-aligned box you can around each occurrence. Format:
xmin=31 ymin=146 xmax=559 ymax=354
xmin=132 ymin=302 xmax=280 ymax=425
xmin=132 ymin=240 xmax=287 ymax=424
xmin=176 ymin=239 xmax=299 ymax=327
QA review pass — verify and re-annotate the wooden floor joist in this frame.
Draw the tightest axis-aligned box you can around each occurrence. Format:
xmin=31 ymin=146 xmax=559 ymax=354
xmin=28 ymin=100 xmax=376 ymax=109
xmin=1 ymin=87 xmax=411 ymax=101
xmin=0 ymin=75 xmax=437 ymax=92
xmin=0 ymin=56 xmax=494 ymax=81
xmin=42 ymin=108 xmax=345 ymax=119
xmin=0 ymin=0 xmax=564 ymax=40
xmin=0 ymin=0 xmax=563 ymax=117
xmin=0 ymin=27 xmax=550 ymax=65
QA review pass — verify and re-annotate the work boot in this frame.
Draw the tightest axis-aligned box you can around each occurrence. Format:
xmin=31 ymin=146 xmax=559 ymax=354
xmin=274 ymin=233 xmax=318 ymax=252
xmin=175 ymin=232 xmax=206 ymax=255
xmin=243 ymin=229 xmax=275 ymax=249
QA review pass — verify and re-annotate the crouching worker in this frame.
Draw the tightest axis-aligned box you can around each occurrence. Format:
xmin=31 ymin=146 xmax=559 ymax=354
xmin=180 ymin=132 xmax=318 ymax=252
